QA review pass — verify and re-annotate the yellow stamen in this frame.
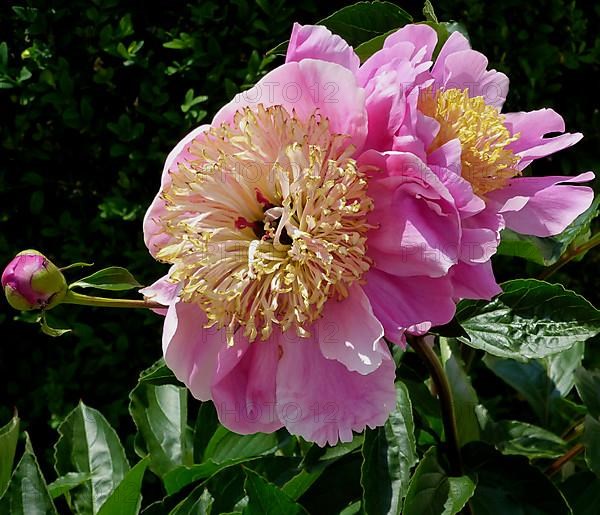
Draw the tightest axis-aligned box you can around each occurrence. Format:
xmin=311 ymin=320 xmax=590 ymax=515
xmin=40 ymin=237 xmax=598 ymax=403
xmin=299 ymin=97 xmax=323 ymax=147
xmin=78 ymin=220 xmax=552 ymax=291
xmin=156 ymin=105 xmax=373 ymax=342
xmin=418 ymin=87 xmax=520 ymax=196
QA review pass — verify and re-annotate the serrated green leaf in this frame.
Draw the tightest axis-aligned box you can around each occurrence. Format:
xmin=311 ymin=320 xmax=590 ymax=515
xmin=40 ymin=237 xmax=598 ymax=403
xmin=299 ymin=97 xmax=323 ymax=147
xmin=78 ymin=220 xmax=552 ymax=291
xmin=403 ymin=448 xmax=475 ymax=515
xmin=97 ymin=458 xmax=149 ymax=515
xmin=54 ymin=402 xmax=130 ymax=514
xmin=457 ymin=279 xmax=600 ymax=360
xmin=243 ymin=468 xmax=307 ymax=515
xmin=0 ymin=433 xmax=58 ymax=514
xmin=317 ymin=1 xmax=412 ymax=47
xmin=70 ymin=266 xmax=142 ymax=291
xmin=0 ymin=413 xmax=19 ymax=497
xmin=490 ymin=420 xmax=568 ymax=459
xmin=48 ymin=472 xmax=90 ymax=500
xmin=361 ymin=382 xmax=417 ymax=514
xmin=129 ymin=362 xmax=192 ymax=477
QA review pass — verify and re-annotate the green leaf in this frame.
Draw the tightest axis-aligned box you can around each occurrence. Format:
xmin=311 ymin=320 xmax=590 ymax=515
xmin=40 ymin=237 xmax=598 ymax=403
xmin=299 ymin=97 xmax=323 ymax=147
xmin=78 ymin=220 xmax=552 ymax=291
xmin=403 ymin=448 xmax=475 ymax=515
xmin=54 ymin=402 xmax=130 ymax=514
xmin=457 ymin=279 xmax=600 ymax=359
xmin=490 ymin=420 xmax=568 ymax=459
xmin=169 ymin=483 xmax=214 ymax=515
xmin=0 ymin=413 xmax=19 ymax=497
xmin=193 ymin=402 xmax=220 ymax=463
xmin=583 ymin=415 xmax=600 ymax=477
xmin=243 ymin=468 xmax=308 ymax=515
xmin=60 ymin=262 xmax=94 ymax=272
xmin=575 ymin=367 xmax=600 ymax=418
xmin=440 ymin=339 xmax=480 ymax=446
xmin=164 ymin=430 xmax=279 ymax=495
xmin=0 ymin=433 xmax=58 ymax=514
xmin=97 ymin=458 xmax=149 ymax=515
xmin=317 ymin=1 xmax=412 ymax=47
xmin=48 ymin=473 xmax=90 ymax=500
xmin=561 ymin=472 xmax=600 ymax=515
xmin=423 ymin=0 xmax=439 ymax=23
xmin=354 ymin=30 xmax=394 ymax=62
xmin=463 ymin=442 xmax=571 ymax=514
xmin=361 ymin=382 xmax=417 ymax=514
xmin=129 ymin=362 xmax=192 ymax=477
xmin=70 ymin=266 xmax=142 ymax=291
xmin=40 ymin=314 xmax=71 ymax=337
xmin=548 ymin=342 xmax=585 ymax=396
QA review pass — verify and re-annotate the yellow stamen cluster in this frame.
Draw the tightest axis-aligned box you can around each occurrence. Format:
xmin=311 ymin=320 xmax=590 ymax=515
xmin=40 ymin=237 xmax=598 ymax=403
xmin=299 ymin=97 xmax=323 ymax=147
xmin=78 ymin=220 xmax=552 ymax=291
xmin=157 ymin=104 xmax=373 ymax=343
xmin=418 ymin=87 xmax=520 ymax=196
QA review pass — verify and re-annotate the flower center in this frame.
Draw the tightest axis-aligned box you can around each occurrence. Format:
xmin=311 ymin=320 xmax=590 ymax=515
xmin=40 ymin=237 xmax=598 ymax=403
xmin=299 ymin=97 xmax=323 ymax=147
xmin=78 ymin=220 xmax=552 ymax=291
xmin=418 ymin=87 xmax=521 ymax=196
xmin=157 ymin=105 xmax=373 ymax=342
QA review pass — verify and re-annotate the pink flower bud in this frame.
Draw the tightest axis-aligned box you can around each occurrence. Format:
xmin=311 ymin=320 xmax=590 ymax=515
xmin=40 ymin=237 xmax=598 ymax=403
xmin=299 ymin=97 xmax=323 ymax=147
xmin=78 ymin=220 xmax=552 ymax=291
xmin=2 ymin=250 xmax=67 ymax=311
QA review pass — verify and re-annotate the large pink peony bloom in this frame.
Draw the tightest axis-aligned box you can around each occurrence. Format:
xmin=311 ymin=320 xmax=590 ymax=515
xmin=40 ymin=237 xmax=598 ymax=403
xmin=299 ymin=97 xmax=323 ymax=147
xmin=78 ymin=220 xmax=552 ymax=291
xmin=142 ymin=22 xmax=593 ymax=444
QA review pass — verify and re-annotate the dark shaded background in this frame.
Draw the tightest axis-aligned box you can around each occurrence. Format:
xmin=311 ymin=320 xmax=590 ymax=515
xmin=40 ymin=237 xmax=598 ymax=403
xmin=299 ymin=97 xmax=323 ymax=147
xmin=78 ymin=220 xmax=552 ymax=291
xmin=1 ymin=0 xmax=599 ymax=475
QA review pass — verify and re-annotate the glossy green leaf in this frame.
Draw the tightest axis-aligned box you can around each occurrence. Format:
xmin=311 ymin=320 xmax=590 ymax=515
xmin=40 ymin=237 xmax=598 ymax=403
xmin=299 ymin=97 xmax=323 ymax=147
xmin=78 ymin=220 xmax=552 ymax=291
xmin=575 ymin=367 xmax=600 ymax=418
xmin=0 ymin=413 xmax=19 ymax=496
xmin=129 ymin=362 xmax=192 ymax=477
xmin=354 ymin=30 xmax=394 ymax=62
xmin=97 ymin=458 xmax=149 ymax=515
xmin=70 ymin=266 xmax=142 ymax=291
xmin=457 ymin=279 xmax=600 ymax=359
xmin=164 ymin=430 xmax=279 ymax=495
xmin=583 ymin=415 xmax=600 ymax=477
xmin=361 ymin=382 xmax=417 ymax=514
xmin=54 ymin=402 xmax=130 ymax=514
xmin=243 ymin=467 xmax=307 ymax=515
xmin=403 ymin=448 xmax=475 ymax=515
xmin=490 ymin=420 xmax=567 ymax=459
xmin=463 ymin=442 xmax=571 ymax=514
xmin=193 ymin=402 xmax=219 ymax=463
xmin=0 ymin=433 xmax=58 ymax=514
xmin=48 ymin=473 xmax=90 ymax=500
xmin=317 ymin=1 xmax=412 ymax=46
xmin=169 ymin=483 xmax=214 ymax=515
xmin=440 ymin=339 xmax=480 ymax=446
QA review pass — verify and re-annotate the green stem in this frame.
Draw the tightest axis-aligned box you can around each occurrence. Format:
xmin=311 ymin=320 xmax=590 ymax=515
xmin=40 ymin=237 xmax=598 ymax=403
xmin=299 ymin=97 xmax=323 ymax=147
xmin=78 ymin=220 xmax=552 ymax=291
xmin=407 ymin=335 xmax=464 ymax=477
xmin=63 ymin=290 xmax=166 ymax=310
xmin=539 ymin=232 xmax=600 ymax=280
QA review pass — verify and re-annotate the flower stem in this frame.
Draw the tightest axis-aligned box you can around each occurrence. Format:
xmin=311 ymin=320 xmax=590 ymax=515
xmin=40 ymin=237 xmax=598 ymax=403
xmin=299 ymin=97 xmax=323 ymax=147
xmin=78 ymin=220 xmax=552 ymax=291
xmin=407 ymin=335 xmax=464 ymax=477
xmin=539 ymin=232 xmax=600 ymax=280
xmin=545 ymin=443 xmax=585 ymax=477
xmin=62 ymin=290 xmax=166 ymax=310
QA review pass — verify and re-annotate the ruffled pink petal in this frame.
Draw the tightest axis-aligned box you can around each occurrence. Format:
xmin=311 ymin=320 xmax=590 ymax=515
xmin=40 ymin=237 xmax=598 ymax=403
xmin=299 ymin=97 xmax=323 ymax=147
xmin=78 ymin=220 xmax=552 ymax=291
xmin=212 ymin=60 xmax=367 ymax=152
xmin=504 ymin=109 xmax=583 ymax=170
xmin=139 ymin=271 xmax=180 ymax=315
xmin=450 ymin=261 xmax=501 ymax=301
xmin=162 ymin=301 xmax=227 ymax=401
xmin=286 ymin=23 xmax=359 ymax=74
xmin=487 ymin=172 xmax=595 ymax=237
xmin=363 ymin=268 xmax=456 ymax=343
xmin=143 ymin=124 xmax=210 ymax=257
xmin=383 ymin=23 xmax=438 ymax=62
xmin=211 ymin=334 xmax=284 ymax=434
xmin=276 ymin=335 xmax=396 ymax=446
xmin=364 ymin=152 xmax=461 ymax=277
xmin=459 ymin=208 xmax=504 ymax=264
xmin=433 ymin=48 xmax=509 ymax=108
xmin=317 ymin=286 xmax=385 ymax=375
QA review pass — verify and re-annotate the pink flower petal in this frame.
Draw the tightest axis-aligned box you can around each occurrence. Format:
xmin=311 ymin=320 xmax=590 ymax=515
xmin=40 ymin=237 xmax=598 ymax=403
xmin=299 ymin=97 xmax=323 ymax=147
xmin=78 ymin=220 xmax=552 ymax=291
xmin=318 ymin=286 xmax=385 ymax=375
xmin=450 ymin=261 xmax=501 ymax=301
xmin=212 ymin=60 xmax=367 ymax=152
xmin=139 ymin=271 xmax=180 ymax=315
xmin=431 ymin=32 xmax=471 ymax=77
xmin=276 ymin=335 xmax=396 ymax=446
xmin=143 ymin=124 xmax=210 ymax=257
xmin=211 ymin=335 xmax=284 ymax=434
xmin=286 ymin=23 xmax=359 ymax=73
xmin=363 ymin=268 xmax=456 ymax=343
xmin=162 ymin=301 xmax=227 ymax=401
xmin=504 ymin=109 xmax=583 ymax=170
xmin=384 ymin=23 xmax=438 ymax=62
xmin=487 ymin=172 xmax=595 ymax=237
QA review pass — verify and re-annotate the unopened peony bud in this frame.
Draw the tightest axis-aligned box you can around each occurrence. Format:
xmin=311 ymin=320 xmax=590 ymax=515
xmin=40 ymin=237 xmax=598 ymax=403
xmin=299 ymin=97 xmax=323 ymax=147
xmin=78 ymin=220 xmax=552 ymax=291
xmin=2 ymin=250 xmax=67 ymax=311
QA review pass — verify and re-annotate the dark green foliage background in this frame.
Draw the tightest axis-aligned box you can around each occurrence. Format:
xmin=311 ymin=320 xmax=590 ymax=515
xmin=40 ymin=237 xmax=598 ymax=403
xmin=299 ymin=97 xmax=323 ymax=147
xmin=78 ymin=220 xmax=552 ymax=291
xmin=1 ymin=0 xmax=598 ymax=480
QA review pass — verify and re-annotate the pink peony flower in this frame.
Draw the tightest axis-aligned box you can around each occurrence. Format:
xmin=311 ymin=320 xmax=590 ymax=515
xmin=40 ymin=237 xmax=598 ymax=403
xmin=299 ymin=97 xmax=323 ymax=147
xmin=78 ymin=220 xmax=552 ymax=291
xmin=142 ymin=22 xmax=594 ymax=444
xmin=2 ymin=250 xmax=67 ymax=311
